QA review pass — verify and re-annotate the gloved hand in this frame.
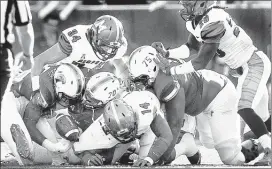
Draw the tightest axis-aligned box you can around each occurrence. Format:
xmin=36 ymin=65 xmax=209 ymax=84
xmin=153 ymin=52 xmax=172 ymax=75
xmin=151 ymin=42 xmax=169 ymax=58
xmin=132 ymin=158 xmax=152 ymax=167
xmin=81 ymin=151 xmax=104 ymax=166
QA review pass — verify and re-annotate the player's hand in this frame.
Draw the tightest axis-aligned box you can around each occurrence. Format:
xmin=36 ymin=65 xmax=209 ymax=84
xmin=153 ymin=52 xmax=171 ymax=75
xmin=151 ymin=42 xmax=169 ymax=58
xmin=133 ymin=159 xmax=152 ymax=167
xmin=14 ymin=52 xmax=34 ymax=71
xmin=81 ymin=151 xmax=104 ymax=166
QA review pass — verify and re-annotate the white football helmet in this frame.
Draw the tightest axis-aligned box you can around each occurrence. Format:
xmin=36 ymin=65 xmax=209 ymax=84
xmin=128 ymin=46 xmax=159 ymax=87
xmin=83 ymin=72 xmax=121 ymax=108
xmin=54 ymin=63 xmax=85 ymax=104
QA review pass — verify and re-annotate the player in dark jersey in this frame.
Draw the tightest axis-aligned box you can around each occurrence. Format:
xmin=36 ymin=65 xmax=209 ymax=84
xmin=1 ymin=63 xmax=86 ymax=165
xmin=127 ymin=46 xmax=260 ymax=165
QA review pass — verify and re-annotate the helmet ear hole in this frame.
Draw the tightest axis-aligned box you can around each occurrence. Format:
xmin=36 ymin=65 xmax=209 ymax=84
xmin=153 ymin=66 xmax=157 ymax=72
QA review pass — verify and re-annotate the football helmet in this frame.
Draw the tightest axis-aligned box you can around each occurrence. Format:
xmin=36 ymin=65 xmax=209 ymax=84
xmin=83 ymin=72 xmax=121 ymax=109
xmin=103 ymin=99 xmax=138 ymax=144
xmin=54 ymin=63 xmax=85 ymax=105
xmin=178 ymin=0 xmax=217 ymax=21
xmin=128 ymin=46 xmax=159 ymax=87
xmin=88 ymin=15 xmax=126 ymax=61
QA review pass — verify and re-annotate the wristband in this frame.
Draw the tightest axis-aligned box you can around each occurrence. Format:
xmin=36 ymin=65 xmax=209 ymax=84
xmin=144 ymin=157 xmax=154 ymax=165
xmin=32 ymin=76 xmax=40 ymax=92
xmin=170 ymin=60 xmax=195 ymax=75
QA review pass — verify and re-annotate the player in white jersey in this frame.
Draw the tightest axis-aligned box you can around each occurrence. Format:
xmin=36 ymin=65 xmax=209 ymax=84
xmin=69 ymin=92 xmax=172 ymax=166
xmin=30 ymin=15 xmax=128 ymax=94
xmin=152 ymin=1 xmax=271 ymax=165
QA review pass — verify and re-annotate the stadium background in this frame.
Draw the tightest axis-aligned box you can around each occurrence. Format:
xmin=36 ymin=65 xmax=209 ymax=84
xmin=3 ymin=1 xmax=271 ymax=165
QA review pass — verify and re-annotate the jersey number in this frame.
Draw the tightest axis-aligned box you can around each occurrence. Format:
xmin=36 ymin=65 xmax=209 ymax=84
xmin=68 ymin=29 xmax=81 ymax=43
xmin=139 ymin=102 xmax=151 ymax=115
xmin=142 ymin=56 xmax=152 ymax=67
xmin=108 ymin=90 xmax=117 ymax=99
xmin=226 ymin=16 xmax=240 ymax=38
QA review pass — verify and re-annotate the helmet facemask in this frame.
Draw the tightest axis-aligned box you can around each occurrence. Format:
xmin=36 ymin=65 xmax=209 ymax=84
xmin=179 ymin=0 xmax=209 ymax=21
xmin=54 ymin=64 xmax=85 ymax=107
xmin=88 ymin=20 xmax=123 ymax=61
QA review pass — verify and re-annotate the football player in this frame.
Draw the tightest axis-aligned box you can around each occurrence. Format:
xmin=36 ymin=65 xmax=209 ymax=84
xmin=30 ymin=15 xmax=128 ymax=97
xmin=151 ymin=1 xmax=271 ymax=165
xmin=59 ymin=72 xmax=173 ymax=167
xmin=128 ymin=46 xmax=259 ymax=165
xmin=1 ymin=63 xmax=86 ymax=165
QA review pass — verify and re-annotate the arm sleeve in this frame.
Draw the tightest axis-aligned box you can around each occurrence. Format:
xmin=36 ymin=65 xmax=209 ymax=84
xmin=13 ymin=0 xmax=32 ymax=26
xmin=58 ymin=32 xmax=73 ymax=56
xmin=138 ymin=127 xmax=156 ymax=159
xmin=147 ymin=114 xmax=173 ymax=163
xmin=201 ymin=21 xmax=226 ymax=44
xmin=23 ymin=93 xmax=47 ymax=146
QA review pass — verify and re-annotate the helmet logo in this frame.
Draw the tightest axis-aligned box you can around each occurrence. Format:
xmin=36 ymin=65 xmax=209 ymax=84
xmin=55 ymin=74 xmax=66 ymax=85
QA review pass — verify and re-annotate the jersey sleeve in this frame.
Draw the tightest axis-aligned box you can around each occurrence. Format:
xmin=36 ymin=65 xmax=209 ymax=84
xmin=201 ymin=21 xmax=226 ymax=43
xmin=153 ymin=70 xmax=180 ymax=102
xmin=58 ymin=32 xmax=73 ymax=56
xmin=37 ymin=67 xmax=58 ymax=108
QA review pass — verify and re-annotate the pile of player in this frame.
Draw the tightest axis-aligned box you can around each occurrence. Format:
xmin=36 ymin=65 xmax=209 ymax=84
xmin=1 ymin=0 xmax=271 ymax=167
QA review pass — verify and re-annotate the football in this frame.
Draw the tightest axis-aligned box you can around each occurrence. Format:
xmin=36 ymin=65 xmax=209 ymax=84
xmin=55 ymin=113 xmax=80 ymax=142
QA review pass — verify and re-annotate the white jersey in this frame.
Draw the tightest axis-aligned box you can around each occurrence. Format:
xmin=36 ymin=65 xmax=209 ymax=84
xmin=73 ymin=90 xmax=162 ymax=152
xmin=186 ymin=8 xmax=257 ymax=69
xmin=58 ymin=25 xmax=127 ymax=70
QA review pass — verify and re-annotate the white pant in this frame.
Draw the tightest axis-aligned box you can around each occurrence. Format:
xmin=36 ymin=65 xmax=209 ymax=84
xmin=180 ymin=114 xmax=196 ymax=136
xmin=196 ymin=81 xmax=243 ymax=164
xmin=236 ymin=51 xmax=270 ymax=121
xmin=0 ymin=91 xmax=34 ymax=165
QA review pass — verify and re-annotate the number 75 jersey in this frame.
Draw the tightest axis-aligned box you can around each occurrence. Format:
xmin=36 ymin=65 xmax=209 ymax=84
xmin=186 ymin=8 xmax=257 ymax=69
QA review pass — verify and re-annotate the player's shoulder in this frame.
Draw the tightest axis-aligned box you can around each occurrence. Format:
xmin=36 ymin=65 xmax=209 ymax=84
xmin=154 ymin=70 xmax=180 ymax=102
xmin=36 ymin=65 xmax=60 ymax=108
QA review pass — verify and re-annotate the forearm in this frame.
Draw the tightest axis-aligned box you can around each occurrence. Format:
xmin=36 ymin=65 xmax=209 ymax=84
xmin=25 ymin=120 xmax=47 ymax=146
xmin=147 ymin=137 xmax=171 ymax=164
xmin=161 ymin=90 xmax=185 ymax=161
xmin=16 ymin=23 xmax=35 ymax=57
xmin=168 ymin=44 xmax=190 ymax=59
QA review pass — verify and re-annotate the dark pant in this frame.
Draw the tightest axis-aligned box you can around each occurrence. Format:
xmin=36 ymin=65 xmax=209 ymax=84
xmin=0 ymin=46 xmax=13 ymax=112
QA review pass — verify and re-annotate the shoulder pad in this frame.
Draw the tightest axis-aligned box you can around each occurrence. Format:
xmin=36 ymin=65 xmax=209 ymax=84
xmin=154 ymin=70 xmax=180 ymax=102
xmin=201 ymin=21 xmax=226 ymax=43
xmin=58 ymin=32 xmax=73 ymax=56
xmin=38 ymin=67 xmax=58 ymax=107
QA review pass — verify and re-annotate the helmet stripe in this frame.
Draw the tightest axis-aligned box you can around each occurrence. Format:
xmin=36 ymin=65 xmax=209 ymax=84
xmin=110 ymin=101 xmax=122 ymax=130
xmin=112 ymin=17 xmax=120 ymax=42
xmin=90 ymin=76 xmax=114 ymax=93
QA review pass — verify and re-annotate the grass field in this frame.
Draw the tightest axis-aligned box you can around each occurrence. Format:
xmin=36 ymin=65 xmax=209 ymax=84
xmin=1 ymin=141 xmax=269 ymax=168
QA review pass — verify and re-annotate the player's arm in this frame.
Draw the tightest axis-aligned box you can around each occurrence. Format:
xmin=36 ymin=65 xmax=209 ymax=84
xmin=168 ymin=33 xmax=200 ymax=59
xmin=23 ymin=92 xmax=48 ymax=146
xmin=160 ymin=86 xmax=186 ymax=162
xmin=31 ymin=32 xmax=72 ymax=91
xmin=145 ymin=112 xmax=173 ymax=165
xmin=170 ymin=21 xmax=225 ymax=75
xmin=13 ymin=0 xmax=34 ymax=70
xmin=23 ymin=92 xmax=57 ymax=152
